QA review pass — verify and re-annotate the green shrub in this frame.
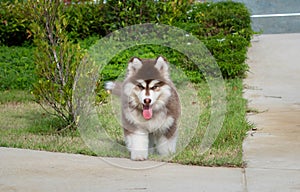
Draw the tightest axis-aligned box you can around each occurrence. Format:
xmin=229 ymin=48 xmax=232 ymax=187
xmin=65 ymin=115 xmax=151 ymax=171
xmin=202 ymin=34 xmax=249 ymax=78
xmin=173 ymin=1 xmax=253 ymax=79
xmin=0 ymin=46 xmax=35 ymax=90
xmin=97 ymin=1 xmax=253 ymax=79
xmin=102 ymin=44 xmax=203 ymax=83
xmin=65 ymin=3 xmax=106 ymax=39
xmin=182 ymin=1 xmax=252 ymax=39
xmin=0 ymin=1 xmax=32 ymax=46
xmin=78 ymin=35 xmax=100 ymax=49
xmin=1 ymin=0 xmax=254 ymax=90
xmin=102 ymin=0 xmax=159 ymax=33
xmin=28 ymin=0 xmax=85 ymax=127
xmin=0 ymin=36 xmax=99 ymax=91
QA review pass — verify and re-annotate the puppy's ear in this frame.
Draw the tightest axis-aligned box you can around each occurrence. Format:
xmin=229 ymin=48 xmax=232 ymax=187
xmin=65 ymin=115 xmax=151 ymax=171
xmin=155 ymin=56 xmax=170 ymax=79
xmin=127 ymin=57 xmax=142 ymax=77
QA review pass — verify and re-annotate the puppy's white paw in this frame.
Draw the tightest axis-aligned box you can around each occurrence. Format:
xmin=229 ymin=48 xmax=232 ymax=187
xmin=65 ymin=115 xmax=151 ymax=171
xmin=131 ymin=150 xmax=148 ymax=161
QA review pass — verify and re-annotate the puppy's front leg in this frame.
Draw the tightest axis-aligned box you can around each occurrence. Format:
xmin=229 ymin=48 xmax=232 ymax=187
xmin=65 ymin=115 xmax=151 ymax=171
xmin=125 ymin=130 xmax=149 ymax=161
xmin=156 ymin=134 xmax=177 ymax=156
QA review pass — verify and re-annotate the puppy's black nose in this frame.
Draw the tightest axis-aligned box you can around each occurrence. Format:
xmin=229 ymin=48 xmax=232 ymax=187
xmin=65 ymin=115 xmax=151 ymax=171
xmin=144 ymin=98 xmax=151 ymax=104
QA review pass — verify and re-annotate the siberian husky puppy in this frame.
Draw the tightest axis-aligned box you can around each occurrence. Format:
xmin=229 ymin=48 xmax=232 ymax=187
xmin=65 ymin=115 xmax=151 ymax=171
xmin=105 ymin=56 xmax=180 ymax=161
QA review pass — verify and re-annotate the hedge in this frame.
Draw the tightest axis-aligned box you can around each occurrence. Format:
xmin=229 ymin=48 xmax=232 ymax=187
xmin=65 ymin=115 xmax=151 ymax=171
xmin=0 ymin=0 xmax=254 ymax=90
xmin=0 ymin=46 xmax=35 ymax=90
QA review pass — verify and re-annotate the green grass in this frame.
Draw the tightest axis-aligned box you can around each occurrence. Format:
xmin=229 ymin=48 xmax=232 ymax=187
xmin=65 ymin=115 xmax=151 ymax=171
xmin=172 ymin=79 xmax=252 ymax=166
xmin=0 ymin=90 xmax=94 ymax=155
xmin=0 ymin=79 xmax=251 ymax=167
xmin=0 ymin=90 xmax=34 ymax=104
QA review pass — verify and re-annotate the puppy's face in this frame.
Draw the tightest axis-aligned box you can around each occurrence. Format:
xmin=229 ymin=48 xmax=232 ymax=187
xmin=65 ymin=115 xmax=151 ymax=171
xmin=133 ymin=79 xmax=168 ymax=119
xmin=124 ymin=56 xmax=171 ymax=120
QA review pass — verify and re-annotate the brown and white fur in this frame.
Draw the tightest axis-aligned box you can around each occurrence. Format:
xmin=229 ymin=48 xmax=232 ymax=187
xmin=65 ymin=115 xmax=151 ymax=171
xmin=105 ymin=56 xmax=180 ymax=161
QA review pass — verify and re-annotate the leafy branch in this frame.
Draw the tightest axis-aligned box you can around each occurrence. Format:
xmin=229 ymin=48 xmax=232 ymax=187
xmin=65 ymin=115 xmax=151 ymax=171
xmin=27 ymin=0 xmax=84 ymax=128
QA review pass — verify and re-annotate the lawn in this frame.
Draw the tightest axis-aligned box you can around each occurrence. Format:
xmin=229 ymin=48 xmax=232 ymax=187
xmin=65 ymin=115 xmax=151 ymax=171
xmin=0 ymin=79 xmax=251 ymax=167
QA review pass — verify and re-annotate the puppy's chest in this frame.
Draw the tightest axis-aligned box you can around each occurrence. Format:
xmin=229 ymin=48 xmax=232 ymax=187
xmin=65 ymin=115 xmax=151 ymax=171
xmin=127 ymin=109 xmax=174 ymax=133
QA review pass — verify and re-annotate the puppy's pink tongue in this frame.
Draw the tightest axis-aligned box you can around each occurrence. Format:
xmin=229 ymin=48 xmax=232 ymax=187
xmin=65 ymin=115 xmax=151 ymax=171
xmin=142 ymin=106 xmax=152 ymax=120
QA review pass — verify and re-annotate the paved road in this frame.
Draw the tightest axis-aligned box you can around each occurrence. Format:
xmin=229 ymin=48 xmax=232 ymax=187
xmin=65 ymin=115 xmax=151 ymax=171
xmin=1 ymin=34 xmax=300 ymax=192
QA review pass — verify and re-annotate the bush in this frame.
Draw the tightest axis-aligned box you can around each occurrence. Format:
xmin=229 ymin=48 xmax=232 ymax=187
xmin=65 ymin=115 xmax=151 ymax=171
xmin=27 ymin=0 xmax=85 ymax=127
xmin=0 ymin=46 xmax=35 ymax=90
xmin=0 ymin=1 xmax=32 ymax=46
xmin=65 ymin=3 xmax=106 ymax=40
xmin=73 ymin=0 xmax=253 ymax=79
xmin=1 ymin=0 xmax=254 ymax=91
xmin=173 ymin=1 xmax=253 ymax=79
xmin=202 ymin=34 xmax=250 ymax=78
xmin=102 ymin=0 xmax=159 ymax=33
xmin=101 ymin=44 xmax=203 ymax=83
xmin=181 ymin=1 xmax=252 ymax=39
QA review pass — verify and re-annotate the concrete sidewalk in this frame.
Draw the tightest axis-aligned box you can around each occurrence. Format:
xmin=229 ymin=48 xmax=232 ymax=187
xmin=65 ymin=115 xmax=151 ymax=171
xmin=243 ymin=33 xmax=300 ymax=191
xmin=1 ymin=33 xmax=300 ymax=192
xmin=0 ymin=147 xmax=246 ymax=192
